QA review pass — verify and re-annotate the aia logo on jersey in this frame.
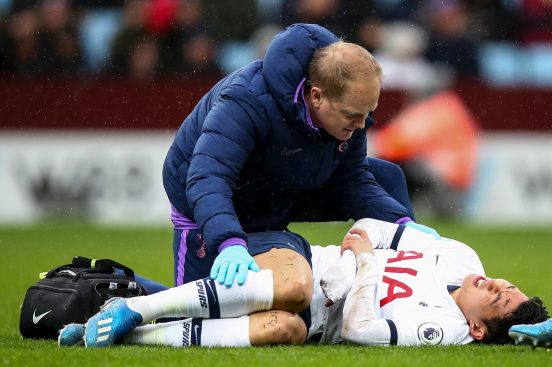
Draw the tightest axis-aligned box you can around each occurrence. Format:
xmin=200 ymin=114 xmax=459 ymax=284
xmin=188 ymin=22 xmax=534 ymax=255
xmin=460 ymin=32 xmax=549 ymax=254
xmin=379 ymin=250 xmax=423 ymax=307
xmin=196 ymin=233 xmax=206 ymax=258
xmin=417 ymin=323 xmax=444 ymax=345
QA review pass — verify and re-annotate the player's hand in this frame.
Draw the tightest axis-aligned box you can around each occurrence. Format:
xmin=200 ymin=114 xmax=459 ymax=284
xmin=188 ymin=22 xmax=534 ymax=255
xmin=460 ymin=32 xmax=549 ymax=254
xmin=341 ymin=228 xmax=374 ymax=256
xmin=210 ymin=245 xmax=260 ymax=287
xmin=405 ymin=221 xmax=440 ymax=239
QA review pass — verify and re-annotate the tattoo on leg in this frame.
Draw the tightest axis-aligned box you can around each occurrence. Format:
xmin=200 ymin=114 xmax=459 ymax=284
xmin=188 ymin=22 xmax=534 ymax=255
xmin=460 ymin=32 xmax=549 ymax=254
xmin=265 ymin=312 xmax=279 ymax=327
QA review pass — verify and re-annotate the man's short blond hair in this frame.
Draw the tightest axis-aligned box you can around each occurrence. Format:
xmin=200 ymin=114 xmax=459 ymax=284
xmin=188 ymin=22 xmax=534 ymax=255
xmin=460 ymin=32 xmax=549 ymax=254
xmin=308 ymin=41 xmax=382 ymax=99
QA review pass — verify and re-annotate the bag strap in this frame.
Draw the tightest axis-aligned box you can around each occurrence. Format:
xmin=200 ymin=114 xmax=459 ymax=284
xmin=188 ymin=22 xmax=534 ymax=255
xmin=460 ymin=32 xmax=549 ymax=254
xmin=72 ymin=256 xmax=135 ymax=277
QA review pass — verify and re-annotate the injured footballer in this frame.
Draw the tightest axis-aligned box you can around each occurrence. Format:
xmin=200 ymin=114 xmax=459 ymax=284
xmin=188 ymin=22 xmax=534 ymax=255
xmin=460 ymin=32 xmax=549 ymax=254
xmin=59 ymin=219 xmax=548 ymax=347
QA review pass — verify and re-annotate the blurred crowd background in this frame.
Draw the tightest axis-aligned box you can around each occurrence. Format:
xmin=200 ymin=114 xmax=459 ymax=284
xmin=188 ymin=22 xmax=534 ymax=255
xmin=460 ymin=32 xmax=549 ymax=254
xmin=1 ymin=0 xmax=551 ymax=223
xmin=1 ymin=0 xmax=551 ymax=90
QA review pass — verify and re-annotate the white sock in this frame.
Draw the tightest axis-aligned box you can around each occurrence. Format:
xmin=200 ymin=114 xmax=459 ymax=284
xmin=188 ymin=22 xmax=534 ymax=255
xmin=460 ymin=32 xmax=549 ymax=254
xmin=122 ymin=316 xmax=251 ymax=348
xmin=126 ymin=269 xmax=274 ymax=324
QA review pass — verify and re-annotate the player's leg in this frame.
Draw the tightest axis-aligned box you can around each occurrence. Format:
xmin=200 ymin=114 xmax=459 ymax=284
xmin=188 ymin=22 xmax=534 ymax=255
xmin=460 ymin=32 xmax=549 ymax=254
xmin=253 ymin=248 xmax=312 ymax=313
xmin=81 ymin=223 xmax=211 ymax=347
xmin=92 ymin=235 xmax=312 ymax=323
xmin=245 ymin=231 xmax=313 ymax=338
xmin=82 ymin=269 xmax=275 ymax=347
xmin=246 ymin=230 xmax=313 ymax=335
xmin=61 ymin=306 xmax=308 ymax=348
xmin=137 ymin=231 xmax=313 ymax=320
xmin=83 ymin=231 xmax=312 ymax=347
xmin=249 ymin=310 xmax=307 ymax=346
xmin=121 ymin=310 xmax=307 ymax=347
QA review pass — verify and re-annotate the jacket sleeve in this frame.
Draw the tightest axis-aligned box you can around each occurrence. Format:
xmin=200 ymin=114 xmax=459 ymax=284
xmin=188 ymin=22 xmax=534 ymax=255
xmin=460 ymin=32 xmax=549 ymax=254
xmin=326 ymin=130 xmax=411 ymax=222
xmin=186 ymin=86 xmax=267 ymax=253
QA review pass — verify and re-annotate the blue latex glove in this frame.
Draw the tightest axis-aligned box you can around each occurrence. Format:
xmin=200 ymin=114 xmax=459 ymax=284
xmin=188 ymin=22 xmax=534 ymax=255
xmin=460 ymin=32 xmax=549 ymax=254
xmin=210 ymin=245 xmax=261 ymax=287
xmin=405 ymin=221 xmax=441 ymax=239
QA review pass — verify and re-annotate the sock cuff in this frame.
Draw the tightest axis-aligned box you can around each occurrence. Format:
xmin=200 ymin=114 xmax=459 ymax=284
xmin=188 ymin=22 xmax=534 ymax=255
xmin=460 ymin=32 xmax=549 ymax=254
xmin=202 ymin=278 xmax=221 ymax=318
xmin=200 ymin=316 xmax=251 ymax=347
xmin=214 ymin=269 xmax=274 ymax=318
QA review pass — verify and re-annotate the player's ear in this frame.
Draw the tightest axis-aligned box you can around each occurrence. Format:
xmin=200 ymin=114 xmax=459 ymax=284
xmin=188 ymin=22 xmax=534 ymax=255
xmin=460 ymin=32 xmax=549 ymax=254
xmin=468 ymin=320 xmax=485 ymax=341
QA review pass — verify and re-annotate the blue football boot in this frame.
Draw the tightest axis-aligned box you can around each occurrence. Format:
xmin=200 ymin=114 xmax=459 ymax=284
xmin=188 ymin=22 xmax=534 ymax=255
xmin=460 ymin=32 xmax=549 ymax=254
xmin=509 ymin=319 xmax=552 ymax=348
xmin=58 ymin=323 xmax=85 ymax=346
xmin=84 ymin=297 xmax=143 ymax=348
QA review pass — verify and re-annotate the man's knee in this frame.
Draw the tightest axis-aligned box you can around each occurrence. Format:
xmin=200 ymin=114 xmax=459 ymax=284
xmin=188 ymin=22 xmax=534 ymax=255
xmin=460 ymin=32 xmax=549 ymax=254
xmin=270 ymin=258 xmax=313 ymax=312
xmin=250 ymin=311 xmax=307 ymax=346
xmin=277 ymin=312 xmax=307 ymax=345
xmin=254 ymin=248 xmax=313 ymax=313
xmin=274 ymin=275 xmax=312 ymax=313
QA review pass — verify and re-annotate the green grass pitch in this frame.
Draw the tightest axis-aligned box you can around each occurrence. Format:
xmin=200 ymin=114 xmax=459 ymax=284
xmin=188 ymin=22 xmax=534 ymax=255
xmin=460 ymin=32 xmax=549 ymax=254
xmin=1 ymin=220 xmax=551 ymax=366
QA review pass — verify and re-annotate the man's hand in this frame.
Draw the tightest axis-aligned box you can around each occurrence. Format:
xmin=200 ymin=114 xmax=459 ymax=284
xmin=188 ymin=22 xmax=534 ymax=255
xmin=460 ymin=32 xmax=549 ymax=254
xmin=210 ymin=245 xmax=260 ymax=287
xmin=341 ymin=228 xmax=374 ymax=256
xmin=404 ymin=221 xmax=441 ymax=239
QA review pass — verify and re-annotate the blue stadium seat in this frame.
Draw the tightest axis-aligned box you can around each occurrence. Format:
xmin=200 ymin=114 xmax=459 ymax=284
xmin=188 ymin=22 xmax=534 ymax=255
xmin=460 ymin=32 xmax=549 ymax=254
xmin=79 ymin=9 xmax=123 ymax=73
xmin=217 ymin=41 xmax=256 ymax=75
xmin=478 ymin=42 xmax=521 ymax=87
xmin=526 ymin=44 xmax=552 ymax=87
xmin=479 ymin=42 xmax=552 ymax=87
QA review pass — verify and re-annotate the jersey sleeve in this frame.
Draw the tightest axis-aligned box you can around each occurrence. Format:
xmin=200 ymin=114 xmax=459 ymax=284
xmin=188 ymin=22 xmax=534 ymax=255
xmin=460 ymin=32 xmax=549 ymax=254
xmin=386 ymin=309 xmax=473 ymax=346
xmin=349 ymin=218 xmax=430 ymax=251
xmin=349 ymin=218 xmax=401 ymax=249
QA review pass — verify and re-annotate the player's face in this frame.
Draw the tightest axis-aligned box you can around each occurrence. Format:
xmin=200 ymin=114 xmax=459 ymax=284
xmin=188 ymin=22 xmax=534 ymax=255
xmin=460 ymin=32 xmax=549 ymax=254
xmin=309 ymin=77 xmax=380 ymax=141
xmin=455 ymin=274 xmax=529 ymax=340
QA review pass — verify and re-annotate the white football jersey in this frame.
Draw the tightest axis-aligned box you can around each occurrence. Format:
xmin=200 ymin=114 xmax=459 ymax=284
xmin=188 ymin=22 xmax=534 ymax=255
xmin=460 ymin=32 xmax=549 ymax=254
xmin=308 ymin=219 xmax=484 ymax=346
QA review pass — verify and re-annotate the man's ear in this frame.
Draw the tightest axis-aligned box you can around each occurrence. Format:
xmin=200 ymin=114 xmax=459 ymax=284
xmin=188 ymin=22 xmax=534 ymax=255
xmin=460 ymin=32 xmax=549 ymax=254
xmin=310 ymin=87 xmax=322 ymax=108
xmin=469 ymin=319 xmax=485 ymax=341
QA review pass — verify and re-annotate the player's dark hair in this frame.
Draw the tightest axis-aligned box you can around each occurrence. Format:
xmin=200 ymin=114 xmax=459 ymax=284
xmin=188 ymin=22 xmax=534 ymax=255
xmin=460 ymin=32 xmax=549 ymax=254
xmin=481 ymin=296 xmax=548 ymax=345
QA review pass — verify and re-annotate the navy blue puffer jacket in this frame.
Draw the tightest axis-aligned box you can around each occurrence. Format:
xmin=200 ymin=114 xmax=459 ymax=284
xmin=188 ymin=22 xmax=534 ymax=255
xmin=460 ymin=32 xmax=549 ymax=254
xmin=163 ymin=24 xmax=409 ymax=252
